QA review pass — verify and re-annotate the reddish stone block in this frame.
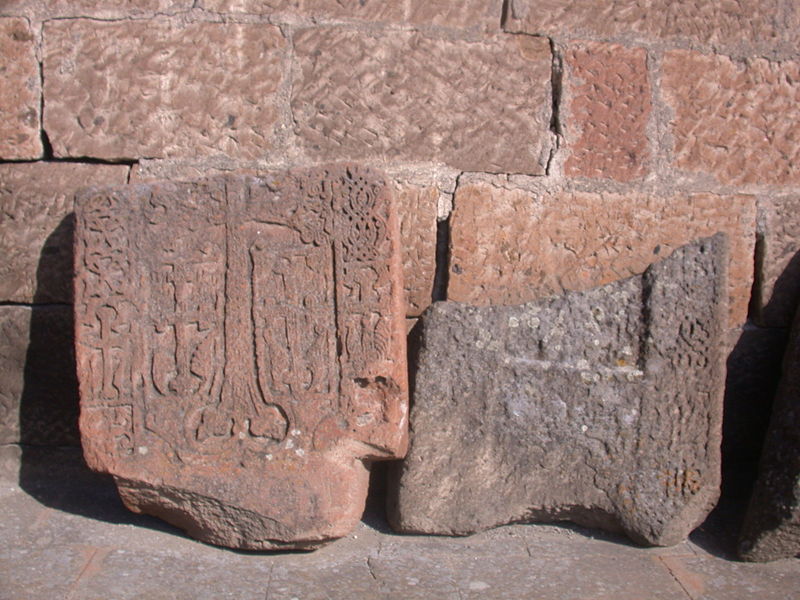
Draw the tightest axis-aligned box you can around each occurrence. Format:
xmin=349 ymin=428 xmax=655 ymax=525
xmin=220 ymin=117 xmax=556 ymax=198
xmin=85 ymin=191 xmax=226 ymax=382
xmin=200 ymin=0 xmax=404 ymax=21
xmin=397 ymin=184 xmax=437 ymax=317
xmin=406 ymin=0 xmax=503 ymax=31
xmin=74 ymin=166 xmax=408 ymax=549
xmin=753 ymin=195 xmax=800 ymax=327
xmin=43 ymin=19 xmax=287 ymax=160
xmin=447 ymin=182 xmax=755 ymax=326
xmin=661 ymin=51 xmax=800 ymax=185
xmin=0 ymin=163 xmax=129 ymax=303
xmin=0 ymin=1 xmax=191 ymax=18
xmin=0 ymin=18 xmax=41 ymax=159
xmin=563 ymin=41 xmax=650 ymax=181
xmin=505 ymin=0 xmax=799 ymax=51
xmin=292 ymin=29 xmax=553 ymax=175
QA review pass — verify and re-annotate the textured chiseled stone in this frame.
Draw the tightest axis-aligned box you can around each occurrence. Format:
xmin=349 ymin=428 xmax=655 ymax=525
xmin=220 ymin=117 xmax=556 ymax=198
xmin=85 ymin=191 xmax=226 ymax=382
xmin=130 ymin=163 xmax=438 ymax=318
xmin=739 ymin=309 xmax=800 ymax=562
xmin=0 ymin=306 xmax=79 ymax=446
xmin=0 ymin=18 xmax=41 ymax=159
xmin=43 ymin=19 xmax=286 ymax=160
xmin=753 ymin=195 xmax=800 ymax=328
xmin=406 ymin=0 xmax=503 ymax=31
xmin=448 ymin=182 xmax=754 ymax=326
xmin=662 ymin=51 xmax=800 ymax=186
xmin=0 ymin=0 xmax=191 ymax=18
xmin=563 ymin=41 xmax=650 ymax=181
xmin=0 ymin=163 xmax=129 ymax=304
xmin=74 ymin=166 xmax=408 ymax=550
xmin=292 ymin=29 xmax=553 ymax=174
xmin=389 ymin=236 xmax=727 ymax=546
xmin=505 ymin=0 xmax=800 ymax=51
xmin=200 ymin=0 xmax=404 ymax=20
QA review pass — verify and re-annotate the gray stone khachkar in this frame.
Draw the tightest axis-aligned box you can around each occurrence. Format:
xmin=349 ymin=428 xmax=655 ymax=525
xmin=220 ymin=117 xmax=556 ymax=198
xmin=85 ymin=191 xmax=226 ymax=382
xmin=389 ymin=235 xmax=728 ymax=546
xmin=74 ymin=166 xmax=408 ymax=550
xmin=739 ymin=303 xmax=800 ymax=561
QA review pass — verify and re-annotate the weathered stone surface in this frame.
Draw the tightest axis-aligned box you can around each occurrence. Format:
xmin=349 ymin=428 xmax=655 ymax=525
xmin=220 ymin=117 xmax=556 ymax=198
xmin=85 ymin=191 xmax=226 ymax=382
xmin=130 ymin=163 xmax=438 ymax=318
xmin=661 ymin=51 xmax=800 ymax=186
xmin=739 ymin=309 xmax=800 ymax=561
xmin=389 ymin=235 xmax=727 ymax=546
xmin=43 ymin=19 xmax=286 ymax=160
xmin=292 ymin=29 xmax=553 ymax=174
xmin=0 ymin=163 xmax=129 ymax=303
xmin=563 ymin=41 xmax=650 ymax=181
xmin=200 ymin=0 xmax=404 ymax=21
xmin=406 ymin=0 xmax=503 ymax=31
xmin=448 ymin=182 xmax=754 ymax=326
xmin=0 ymin=18 xmax=41 ymax=159
xmin=0 ymin=305 xmax=79 ymax=446
xmin=74 ymin=166 xmax=408 ymax=550
xmin=0 ymin=0 xmax=191 ymax=18
xmin=397 ymin=184 xmax=437 ymax=317
xmin=753 ymin=195 xmax=800 ymax=328
xmin=506 ymin=0 xmax=800 ymax=51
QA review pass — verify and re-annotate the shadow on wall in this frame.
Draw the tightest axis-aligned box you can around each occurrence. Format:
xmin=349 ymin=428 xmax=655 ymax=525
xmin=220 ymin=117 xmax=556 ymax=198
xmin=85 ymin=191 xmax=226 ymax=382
xmin=17 ymin=213 xmax=182 ymax=536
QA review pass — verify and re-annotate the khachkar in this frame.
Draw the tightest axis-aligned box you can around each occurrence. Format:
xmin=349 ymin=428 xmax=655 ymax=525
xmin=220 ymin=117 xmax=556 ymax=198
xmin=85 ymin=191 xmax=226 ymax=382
xmin=74 ymin=166 xmax=408 ymax=550
xmin=389 ymin=235 xmax=727 ymax=546
xmin=739 ymin=301 xmax=800 ymax=561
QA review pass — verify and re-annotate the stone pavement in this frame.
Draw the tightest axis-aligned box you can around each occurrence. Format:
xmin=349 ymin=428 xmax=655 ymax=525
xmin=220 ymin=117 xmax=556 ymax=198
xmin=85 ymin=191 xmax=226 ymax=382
xmin=1 ymin=446 xmax=798 ymax=600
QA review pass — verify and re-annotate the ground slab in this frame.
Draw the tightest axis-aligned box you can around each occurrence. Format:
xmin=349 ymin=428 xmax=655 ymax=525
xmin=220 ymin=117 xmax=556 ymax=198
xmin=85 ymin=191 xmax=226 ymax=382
xmin=1 ymin=447 xmax=798 ymax=600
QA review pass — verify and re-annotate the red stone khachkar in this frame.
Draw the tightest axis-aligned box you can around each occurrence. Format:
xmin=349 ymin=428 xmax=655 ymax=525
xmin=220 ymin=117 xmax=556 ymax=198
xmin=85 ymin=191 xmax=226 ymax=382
xmin=74 ymin=165 xmax=408 ymax=550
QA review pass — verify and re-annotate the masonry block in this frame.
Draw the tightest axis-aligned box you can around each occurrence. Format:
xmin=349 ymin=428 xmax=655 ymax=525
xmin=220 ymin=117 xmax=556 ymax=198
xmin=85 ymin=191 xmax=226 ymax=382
xmin=292 ymin=29 xmax=553 ymax=174
xmin=43 ymin=19 xmax=286 ymax=160
xmin=563 ymin=41 xmax=650 ymax=181
xmin=0 ymin=17 xmax=41 ymax=159
xmin=448 ymin=182 xmax=755 ymax=326
xmin=662 ymin=51 xmax=800 ymax=185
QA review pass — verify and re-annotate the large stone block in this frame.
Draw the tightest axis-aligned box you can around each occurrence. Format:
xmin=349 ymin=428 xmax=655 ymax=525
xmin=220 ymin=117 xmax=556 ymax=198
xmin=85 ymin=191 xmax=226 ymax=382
xmin=0 ymin=1 xmax=191 ymax=18
xmin=406 ymin=0 xmax=503 ymax=31
xmin=74 ymin=166 xmax=408 ymax=550
xmin=448 ymin=182 xmax=754 ymax=326
xmin=0 ymin=305 xmax=79 ymax=446
xmin=753 ymin=195 xmax=800 ymax=328
xmin=0 ymin=18 xmax=41 ymax=159
xmin=292 ymin=29 xmax=553 ymax=174
xmin=661 ymin=51 xmax=800 ymax=186
xmin=563 ymin=41 xmax=650 ymax=181
xmin=0 ymin=163 xmax=129 ymax=303
xmin=389 ymin=235 xmax=727 ymax=546
xmin=43 ymin=19 xmax=286 ymax=160
xmin=739 ymin=309 xmax=800 ymax=561
xmin=200 ymin=0 xmax=404 ymax=21
xmin=505 ymin=0 xmax=799 ymax=51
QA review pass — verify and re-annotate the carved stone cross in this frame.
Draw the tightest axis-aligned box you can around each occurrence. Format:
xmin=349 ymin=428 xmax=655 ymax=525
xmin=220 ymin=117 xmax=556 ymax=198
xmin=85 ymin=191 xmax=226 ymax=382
xmin=75 ymin=166 xmax=408 ymax=549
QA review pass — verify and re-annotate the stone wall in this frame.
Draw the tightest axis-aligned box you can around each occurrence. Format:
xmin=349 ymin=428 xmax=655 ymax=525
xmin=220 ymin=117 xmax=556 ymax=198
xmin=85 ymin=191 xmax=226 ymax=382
xmin=1 ymin=1 xmax=798 ymax=493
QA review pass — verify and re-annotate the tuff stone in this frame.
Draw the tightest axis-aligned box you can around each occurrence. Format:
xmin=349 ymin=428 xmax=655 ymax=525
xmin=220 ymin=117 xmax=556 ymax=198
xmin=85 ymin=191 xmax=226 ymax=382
xmin=0 ymin=163 xmax=129 ymax=304
xmin=0 ymin=1 xmax=191 ymax=18
xmin=43 ymin=19 xmax=286 ymax=160
xmin=661 ymin=51 xmax=800 ymax=186
xmin=74 ymin=166 xmax=408 ymax=550
xmin=447 ymin=182 xmax=754 ymax=327
xmin=389 ymin=235 xmax=728 ymax=546
xmin=200 ymin=0 xmax=404 ymax=20
xmin=739 ymin=308 xmax=800 ymax=562
xmin=291 ymin=29 xmax=553 ymax=175
xmin=563 ymin=41 xmax=650 ymax=181
xmin=753 ymin=195 xmax=800 ymax=328
xmin=406 ymin=0 xmax=503 ymax=32
xmin=0 ymin=17 xmax=41 ymax=159
xmin=505 ymin=0 xmax=800 ymax=52
xmin=0 ymin=305 xmax=79 ymax=446
xmin=130 ymin=163 xmax=438 ymax=318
